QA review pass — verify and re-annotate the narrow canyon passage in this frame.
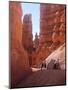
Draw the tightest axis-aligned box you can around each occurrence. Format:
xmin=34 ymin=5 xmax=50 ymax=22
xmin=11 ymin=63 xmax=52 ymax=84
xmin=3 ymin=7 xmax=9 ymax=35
xmin=17 ymin=43 xmax=66 ymax=88
xmin=9 ymin=1 xmax=66 ymax=88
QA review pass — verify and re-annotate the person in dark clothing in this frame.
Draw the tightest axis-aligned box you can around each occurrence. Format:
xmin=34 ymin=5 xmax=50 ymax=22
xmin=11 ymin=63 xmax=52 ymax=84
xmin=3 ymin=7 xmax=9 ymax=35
xmin=53 ymin=62 xmax=60 ymax=69
xmin=41 ymin=61 xmax=46 ymax=70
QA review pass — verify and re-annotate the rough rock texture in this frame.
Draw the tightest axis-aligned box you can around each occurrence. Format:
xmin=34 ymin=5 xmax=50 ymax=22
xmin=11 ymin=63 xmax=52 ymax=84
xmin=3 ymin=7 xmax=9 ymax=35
xmin=9 ymin=2 xmax=31 ymax=88
xmin=40 ymin=4 xmax=65 ymax=47
xmin=35 ymin=4 xmax=66 ymax=65
xmin=35 ymin=46 xmax=50 ymax=65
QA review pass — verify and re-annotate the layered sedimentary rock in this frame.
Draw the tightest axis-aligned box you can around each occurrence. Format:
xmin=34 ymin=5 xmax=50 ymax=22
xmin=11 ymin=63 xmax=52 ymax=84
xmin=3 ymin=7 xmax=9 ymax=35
xmin=35 ymin=4 xmax=66 ymax=65
xmin=22 ymin=14 xmax=33 ymax=66
xmin=40 ymin=4 xmax=65 ymax=48
xmin=48 ymin=5 xmax=66 ymax=52
xmin=9 ymin=2 xmax=31 ymax=88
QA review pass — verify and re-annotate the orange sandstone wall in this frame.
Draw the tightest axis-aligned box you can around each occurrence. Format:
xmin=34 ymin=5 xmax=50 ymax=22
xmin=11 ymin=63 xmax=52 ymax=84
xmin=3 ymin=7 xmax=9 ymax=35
xmin=22 ymin=14 xmax=33 ymax=66
xmin=22 ymin=14 xmax=33 ymax=51
xmin=9 ymin=1 xmax=31 ymax=88
xmin=35 ymin=4 xmax=66 ymax=65
xmin=40 ymin=4 xmax=65 ymax=47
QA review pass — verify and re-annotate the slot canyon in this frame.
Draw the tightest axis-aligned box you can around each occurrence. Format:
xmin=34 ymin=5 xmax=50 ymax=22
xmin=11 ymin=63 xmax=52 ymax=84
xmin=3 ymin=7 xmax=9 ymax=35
xmin=9 ymin=1 xmax=66 ymax=88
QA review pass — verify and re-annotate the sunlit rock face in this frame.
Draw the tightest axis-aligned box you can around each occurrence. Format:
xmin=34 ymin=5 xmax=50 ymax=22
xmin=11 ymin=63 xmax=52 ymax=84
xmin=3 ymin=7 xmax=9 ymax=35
xmin=9 ymin=2 xmax=31 ymax=87
xmin=44 ymin=43 xmax=65 ymax=70
xmin=40 ymin=4 xmax=65 ymax=49
xmin=35 ymin=4 xmax=66 ymax=65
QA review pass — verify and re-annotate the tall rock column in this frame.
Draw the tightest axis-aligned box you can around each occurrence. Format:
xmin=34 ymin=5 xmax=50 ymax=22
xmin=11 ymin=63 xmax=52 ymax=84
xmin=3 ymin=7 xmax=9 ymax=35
xmin=22 ymin=14 xmax=33 ymax=66
xmin=9 ymin=1 xmax=31 ymax=88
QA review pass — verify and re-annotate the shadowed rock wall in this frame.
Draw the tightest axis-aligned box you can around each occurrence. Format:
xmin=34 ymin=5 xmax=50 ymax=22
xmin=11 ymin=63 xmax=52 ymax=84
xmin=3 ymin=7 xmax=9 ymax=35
xmin=9 ymin=1 xmax=31 ymax=88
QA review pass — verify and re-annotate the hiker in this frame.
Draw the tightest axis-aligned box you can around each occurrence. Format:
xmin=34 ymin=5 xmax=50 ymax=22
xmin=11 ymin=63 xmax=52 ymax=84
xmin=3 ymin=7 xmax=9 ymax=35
xmin=47 ymin=59 xmax=55 ymax=69
xmin=41 ymin=61 xmax=46 ymax=70
xmin=53 ymin=59 xmax=60 ymax=69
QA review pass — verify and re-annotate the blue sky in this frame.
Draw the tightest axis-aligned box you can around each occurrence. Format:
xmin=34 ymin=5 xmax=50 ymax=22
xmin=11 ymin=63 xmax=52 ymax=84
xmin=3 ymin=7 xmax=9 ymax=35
xmin=21 ymin=3 xmax=40 ymax=40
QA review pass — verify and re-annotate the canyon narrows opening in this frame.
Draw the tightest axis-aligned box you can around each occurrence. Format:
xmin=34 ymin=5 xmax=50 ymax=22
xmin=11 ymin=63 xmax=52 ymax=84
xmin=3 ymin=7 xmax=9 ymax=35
xmin=9 ymin=1 xmax=66 ymax=88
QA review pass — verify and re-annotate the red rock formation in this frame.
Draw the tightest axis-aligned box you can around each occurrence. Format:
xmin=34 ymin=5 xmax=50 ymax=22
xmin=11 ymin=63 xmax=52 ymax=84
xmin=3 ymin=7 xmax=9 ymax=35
xmin=22 ymin=14 xmax=33 ymax=51
xmin=35 ymin=46 xmax=50 ymax=66
xmin=22 ymin=14 xmax=33 ymax=66
xmin=40 ymin=4 xmax=65 ymax=48
xmin=35 ymin=4 xmax=66 ymax=65
xmin=9 ymin=1 xmax=31 ymax=88
xmin=32 ymin=33 xmax=39 ymax=66
xmin=49 ymin=5 xmax=66 ymax=52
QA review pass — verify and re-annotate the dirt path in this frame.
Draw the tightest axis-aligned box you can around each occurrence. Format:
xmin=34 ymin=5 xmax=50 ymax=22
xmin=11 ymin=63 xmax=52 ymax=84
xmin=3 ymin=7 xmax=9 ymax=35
xmin=17 ymin=68 xmax=66 ymax=88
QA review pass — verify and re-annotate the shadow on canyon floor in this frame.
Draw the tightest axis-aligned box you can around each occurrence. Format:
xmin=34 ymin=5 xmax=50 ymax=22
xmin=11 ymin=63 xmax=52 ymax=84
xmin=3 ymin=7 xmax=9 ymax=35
xmin=16 ymin=69 xmax=66 ymax=88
